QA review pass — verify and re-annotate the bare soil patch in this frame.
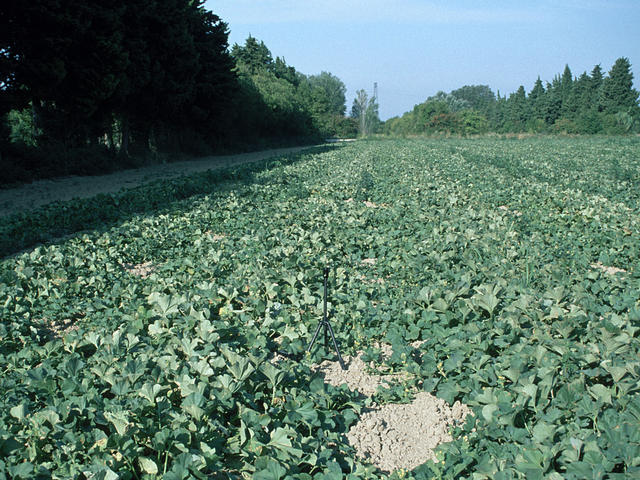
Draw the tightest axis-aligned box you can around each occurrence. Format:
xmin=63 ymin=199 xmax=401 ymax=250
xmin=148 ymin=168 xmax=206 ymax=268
xmin=315 ymin=345 xmax=471 ymax=474
xmin=0 ymin=145 xmax=315 ymax=217
xmin=591 ymin=261 xmax=627 ymax=275
xmin=347 ymin=392 xmax=470 ymax=473
xmin=121 ymin=261 xmax=155 ymax=278
xmin=314 ymin=345 xmax=403 ymax=396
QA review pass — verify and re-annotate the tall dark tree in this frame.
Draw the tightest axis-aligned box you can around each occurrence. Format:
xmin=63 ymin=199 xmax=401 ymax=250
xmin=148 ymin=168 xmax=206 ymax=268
xmin=231 ymin=35 xmax=273 ymax=74
xmin=1 ymin=0 xmax=129 ymax=145
xmin=559 ymin=64 xmax=575 ymax=118
xmin=183 ymin=4 xmax=237 ymax=143
xmin=572 ymin=72 xmax=591 ymax=114
xmin=544 ymin=77 xmax=562 ymax=126
xmin=528 ymin=77 xmax=546 ymax=121
xmin=506 ymin=85 xmax=528 ymax=131
xmin=589 ymin=64 xmax=604 ymax=111
xmin=601 ymin=57 xmax=639 ymax=115
xmin=272 ymin=57 xmax=299 ymax=86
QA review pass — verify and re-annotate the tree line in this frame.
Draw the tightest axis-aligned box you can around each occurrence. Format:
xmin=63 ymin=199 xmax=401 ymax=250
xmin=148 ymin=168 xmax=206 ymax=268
xmin=0 ymin=1 xmax=354 ymax=184
xmin=384 ymin=58 xmax=640 ymax=136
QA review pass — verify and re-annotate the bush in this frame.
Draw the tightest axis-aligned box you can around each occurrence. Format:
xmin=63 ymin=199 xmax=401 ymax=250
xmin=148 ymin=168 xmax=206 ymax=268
xmin=7 ymin=108 xmax=39 ymax=147
xmin=553 ymin=118 xmax=580 ymax=134
xmin=334 ymin=116 xmax=358 ymax=138
xmin=457 ymin=110 xmax=489 ymax=135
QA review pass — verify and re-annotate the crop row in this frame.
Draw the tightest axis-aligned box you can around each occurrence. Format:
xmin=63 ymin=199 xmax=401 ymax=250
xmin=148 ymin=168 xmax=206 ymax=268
xmin=1 ymin=136 xmax=639 ymax=478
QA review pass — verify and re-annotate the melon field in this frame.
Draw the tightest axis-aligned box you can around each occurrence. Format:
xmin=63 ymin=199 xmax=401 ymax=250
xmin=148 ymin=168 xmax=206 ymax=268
xmin=1 ymin=137 xmax=640 ymax=479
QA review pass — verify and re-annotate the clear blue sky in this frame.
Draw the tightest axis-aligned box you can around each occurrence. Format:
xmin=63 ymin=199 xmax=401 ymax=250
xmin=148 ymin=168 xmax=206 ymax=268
xmin=205 ymin=0 xmax=640 ymax=120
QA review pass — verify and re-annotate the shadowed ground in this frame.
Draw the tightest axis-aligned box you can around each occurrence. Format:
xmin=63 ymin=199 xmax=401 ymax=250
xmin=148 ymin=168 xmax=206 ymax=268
xmin=0 ymin=145 xmax=316 ymax=217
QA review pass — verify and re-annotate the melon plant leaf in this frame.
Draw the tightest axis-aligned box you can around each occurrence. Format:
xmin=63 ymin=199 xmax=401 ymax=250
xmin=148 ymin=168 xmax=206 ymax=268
xmin=103 ymin=411 xmax=130 ymax=436
xmin=138 ymin=456 xmax=158 ymax=474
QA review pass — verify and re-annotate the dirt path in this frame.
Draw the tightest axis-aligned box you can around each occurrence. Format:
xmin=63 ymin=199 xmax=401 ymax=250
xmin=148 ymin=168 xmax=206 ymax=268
xmin=0 ymin=145 xmax=316 ymax=217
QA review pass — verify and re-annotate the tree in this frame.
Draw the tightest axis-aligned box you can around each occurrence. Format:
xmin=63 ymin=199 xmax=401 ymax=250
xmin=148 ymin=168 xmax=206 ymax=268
xmin=272 ymin=57 xmax=298 ymax=85
xmin=231 ymin=35 xmax=273 ymax=74
xmin=351 ymin=89 xmax=368 ymax=135
xmin=413 ymin=99 xmax=449 ymax=132
xmin=0 ymin=0 xmax=238 ymax=157
xmin=427 ymin=91 xmax=470 ymax=112
xmin=544 ymin=77 xmax=562 ymax=126
xmin=308 ymin=72 xmax=346 ymax=116
xmin=601 ymin=57 xmax=639 ymax=115
xmin=351 ymin=89 xmax=379 ymax=136
xmin=365 ymin=93 xmax=381 ymax=134
xmin=588 ymin=64 xmax=604 ymax=111
xmin=528 ymin=77 xmax=546 ymax=121
xmin=506 ymin=85 xmax=528 ymax=131
xmin=0 ymin=0 xmax=129 ymax=145
xmin=450 ymin=85 xmax=495 ymax=115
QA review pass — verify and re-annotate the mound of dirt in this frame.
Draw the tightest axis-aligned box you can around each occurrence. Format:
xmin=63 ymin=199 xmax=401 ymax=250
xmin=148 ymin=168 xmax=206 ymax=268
xmin=313 ymin=346 xmax=403 ymax=396
xmin=346 ymin=392 xmax=470 ymax=473
xmin=315 ymin=345 xmax=472 ymax=474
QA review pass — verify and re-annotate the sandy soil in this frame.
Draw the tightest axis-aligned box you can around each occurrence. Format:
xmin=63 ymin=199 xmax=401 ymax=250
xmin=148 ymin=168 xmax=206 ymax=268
xmin=315 ymin=345 xmax=472 ymax=474
xmin=0 ymin=145 xmax=315 ymax=218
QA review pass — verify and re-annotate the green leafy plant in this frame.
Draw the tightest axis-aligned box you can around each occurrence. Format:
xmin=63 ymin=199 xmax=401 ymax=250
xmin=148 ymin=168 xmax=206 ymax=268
xmin=1 ymin=137 xmax=639 ymax=478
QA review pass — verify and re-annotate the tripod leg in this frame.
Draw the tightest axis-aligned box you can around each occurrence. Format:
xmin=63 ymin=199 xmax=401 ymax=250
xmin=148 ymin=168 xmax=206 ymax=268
xmin=325 ymin=321 xmax=347 ymax=370
xmin=307 ymin=320 xmax=324 ymax=352
xmin=324 ymin=321 xmax=328 ymax=351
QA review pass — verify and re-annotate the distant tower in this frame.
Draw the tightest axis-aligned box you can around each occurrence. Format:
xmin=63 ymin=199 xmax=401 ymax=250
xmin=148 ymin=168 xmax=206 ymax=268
xmin=373 ymin=82 xmax=378 ymax=102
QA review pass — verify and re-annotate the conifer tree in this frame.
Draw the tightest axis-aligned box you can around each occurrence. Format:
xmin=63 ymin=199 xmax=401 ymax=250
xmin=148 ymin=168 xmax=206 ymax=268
xmin=560 ymin=64 xmax=576 ymax=117
xmin=589 ymin=64 xmax=604 ymax=110
xmin=529 ymin=77 xmax=546 ymax=121
xmin=231 ymin=36 xmax=273 ymax=74
xmin=507 ymin=85 xmax=528 ymax=131
xmin=601 ymin=57 xmax=639 ymax=115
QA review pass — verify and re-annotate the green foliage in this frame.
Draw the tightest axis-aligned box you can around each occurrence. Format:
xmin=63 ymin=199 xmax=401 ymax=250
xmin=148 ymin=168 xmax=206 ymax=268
xmin=0 ymin=0 xmax=242 ymax=177
xmin=230 ymin=36 xmax=349 ymax=140
xmin=334 ymin=116 xmax=359 ymax=138
xmin=2 ymin=137 xmax=640 ymax=478
xmin=351 ymin=89 xmax=380 ymax=137
xmin=308 ymin=72 xmax=347 ymax=118
xmin=384 ymin=99 xmax=488 ymax=137
xmin=601 ymin=57 xmax=640 ymax=116
xmin=1 ymin=8 xmax=352 ymax=183
xmin=231 ymin=35 xmax=274 ymax=74
xmin=450 ymin=85 xmax=496 ymax=115
xmin=385 ymin=57 xmax=639 ymax=136
xmin=457 ymin=110 xmax=489 ymax=135
xmin=6 ymin=107 xmax=38 ymax=147
xmin=427 ymin=91 xmax=471 ymax=113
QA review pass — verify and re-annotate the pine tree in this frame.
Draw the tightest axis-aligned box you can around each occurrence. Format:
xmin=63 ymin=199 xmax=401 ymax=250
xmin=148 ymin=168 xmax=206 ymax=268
xmin=528 ymin=77 xmax=546 ymax=121
xmin=272 ymin=57 xmax=298 ymax=86
xmin=544 ymin=77 xmax=562 ymax=126
xmin=601 ymin=57 xmax=639 ymax=115
xmin=231 ymin=36 xmax=273 ymax=74
xmin=559 ymin=64 xmax=575 ymax=117
xmin=506 ymin=86 xmax=528 ymax=131
xmin=589 ymin=64 xmax=604 ymax=110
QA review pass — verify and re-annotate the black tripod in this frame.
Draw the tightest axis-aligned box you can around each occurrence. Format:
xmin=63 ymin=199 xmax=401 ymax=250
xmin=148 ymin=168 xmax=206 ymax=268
xmin=307 ymin=266 xmax=347 ymax=370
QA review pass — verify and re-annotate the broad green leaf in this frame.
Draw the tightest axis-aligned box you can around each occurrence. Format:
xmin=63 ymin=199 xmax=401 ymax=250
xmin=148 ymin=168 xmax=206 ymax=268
xmin=482 ymin=404 xmax=498 ymax=423
xmin=532 ymin=422 xmax=555 ymax=443
xmin=588 ymin=384 xmax=612 ymax=404
xmin=254 ymin=459 xmax=287 ymax=480
xmin=9 ymin=404 xmax=27 ymax=421
xmin=138 ymin=456 xmax=158 ymax=474
xmin=104 ymin=410 xmax=130 ymax=436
